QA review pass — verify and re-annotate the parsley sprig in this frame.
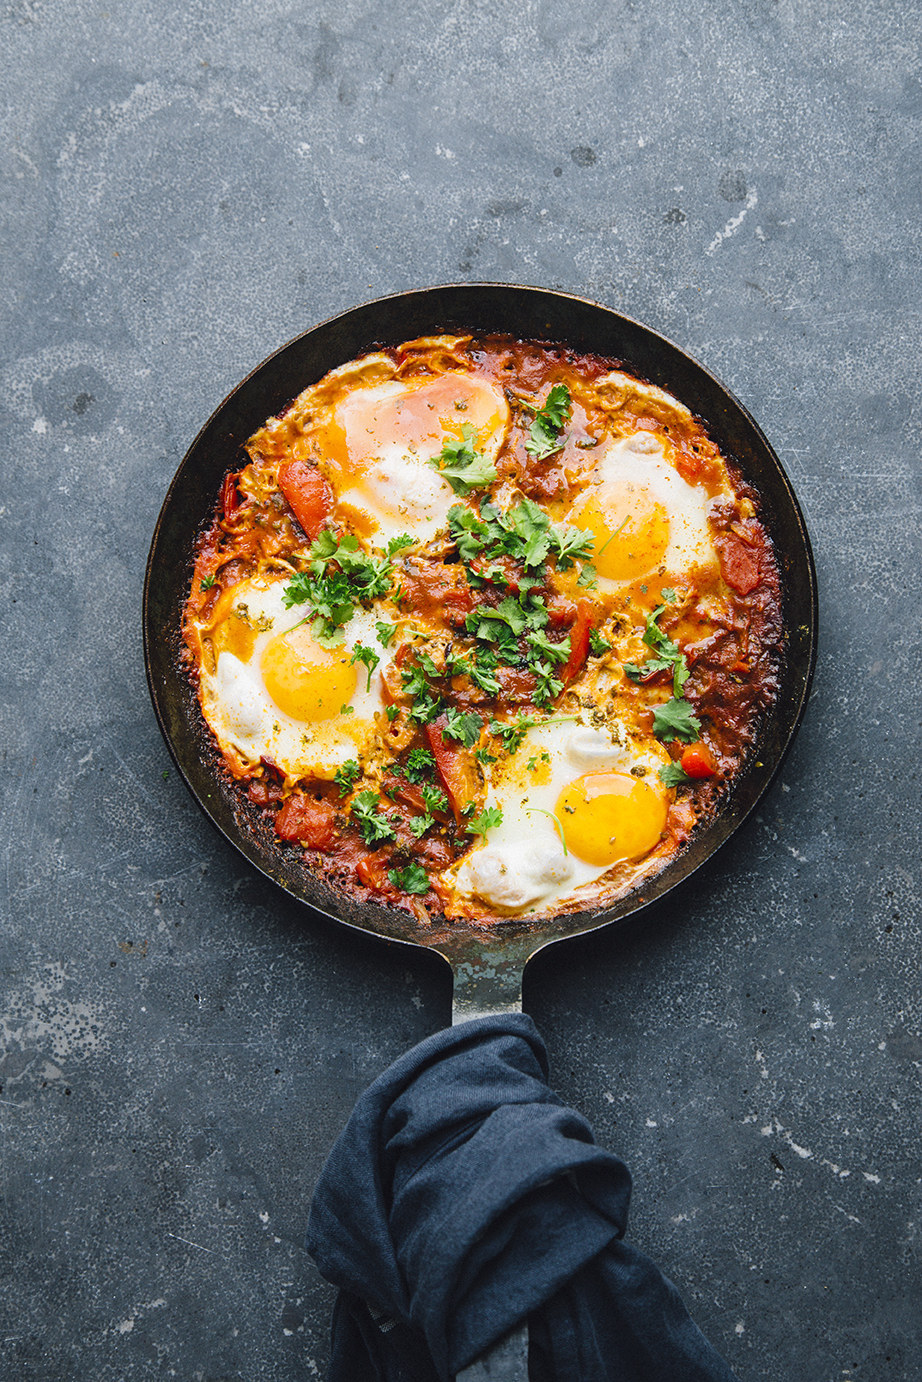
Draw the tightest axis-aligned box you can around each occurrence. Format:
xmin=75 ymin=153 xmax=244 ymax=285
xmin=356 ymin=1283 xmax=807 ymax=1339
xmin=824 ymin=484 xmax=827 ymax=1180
xmin=388 ymin=861 xmax=431 ymax=894
xmin=350 ymin=791 xmax=397 ymax=845
xmin=623 ymin=598 xmax=701 ymax=744
xmin=521 ymin=384 xmax=572 ymax=460
xmin=283 ymin=530 xmax=396 ymax=643
xmin=428 ymin=425 xmax=497 ymax=496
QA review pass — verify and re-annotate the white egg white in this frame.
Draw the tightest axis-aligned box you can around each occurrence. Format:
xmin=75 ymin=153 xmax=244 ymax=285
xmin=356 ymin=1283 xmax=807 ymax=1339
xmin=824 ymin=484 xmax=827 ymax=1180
xmin=329 ymin=374 xmax=509 ymax=546
xmin=199 ymin=578 xmax=392 ymax=780
xmin=576 ymin=434 xmax=730 ymax=587
xmin=451 ymin=718 xmax=669 ymax=915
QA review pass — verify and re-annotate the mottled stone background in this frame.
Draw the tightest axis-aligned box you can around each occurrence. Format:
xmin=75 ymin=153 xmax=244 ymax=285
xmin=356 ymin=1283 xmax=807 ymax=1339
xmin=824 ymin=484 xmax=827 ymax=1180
xmin=1 ymin=1 xmax=920 ymax=1378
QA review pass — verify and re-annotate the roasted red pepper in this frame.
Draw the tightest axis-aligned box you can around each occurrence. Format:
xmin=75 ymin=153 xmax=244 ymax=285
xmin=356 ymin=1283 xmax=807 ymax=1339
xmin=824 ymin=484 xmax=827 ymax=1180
xmin=277 ymin=459 xmax=334 ymax=539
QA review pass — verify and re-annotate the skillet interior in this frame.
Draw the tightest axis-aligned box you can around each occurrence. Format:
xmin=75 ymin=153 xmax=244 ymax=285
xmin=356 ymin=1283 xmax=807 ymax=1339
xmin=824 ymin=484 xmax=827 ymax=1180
xmin=143 ymin=284 xmax=817 ymax=961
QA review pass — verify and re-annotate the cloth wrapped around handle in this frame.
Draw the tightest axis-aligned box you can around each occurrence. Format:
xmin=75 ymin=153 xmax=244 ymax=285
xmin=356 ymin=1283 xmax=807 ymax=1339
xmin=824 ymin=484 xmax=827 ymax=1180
xmin=306 ymin=1013 xmax=740 ymax=1382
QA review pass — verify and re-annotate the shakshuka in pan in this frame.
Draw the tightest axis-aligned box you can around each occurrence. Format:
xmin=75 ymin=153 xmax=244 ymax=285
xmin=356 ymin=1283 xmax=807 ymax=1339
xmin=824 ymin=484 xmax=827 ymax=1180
xmin=181 ymin=334 xmax=782 ymax=924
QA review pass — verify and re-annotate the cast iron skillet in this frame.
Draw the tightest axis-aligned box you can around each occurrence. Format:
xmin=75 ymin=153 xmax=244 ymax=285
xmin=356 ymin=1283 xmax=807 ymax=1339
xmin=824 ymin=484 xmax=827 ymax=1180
xmin=144 ymin=284 xmax=817 ymax=1019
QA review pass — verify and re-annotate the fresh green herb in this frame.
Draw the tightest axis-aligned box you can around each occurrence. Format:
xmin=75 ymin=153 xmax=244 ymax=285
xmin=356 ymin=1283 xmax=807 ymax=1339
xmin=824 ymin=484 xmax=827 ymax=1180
xmin=658 ymin=761 xmax=693 ymax=787
xmin=388 ymin=861 xmax=431 ymax=894
xmin=662 ymin=588 xmax=677 ymax=602
xmin=548 ymin=522 xmax=594 ymax=569
xmin=385 ymin=704 xmax=400 ymax=722
xmin=404 ymin=749 xmax=436 ymax=782
xmin=282 ymin=530 xmax=396 ymax=642
xmin=387 ymin=533 xmax=416 ymax=555
xmin=448 ymin=505 xmax=488 ymax=561
xmin=408 ymin=815 xmax=433 ymax=839
xmin=449 ymin=648 xmax=502 ymax=695
xmin=526 ymin=750 xmax=551 ymax=772
xmin=577 ymin=562 xmax=598 ymax=589
xmin=443 ymin=708 xmax=483 ymax=748
xmin=475 ymin=747 xmax=498 ymax=765
xmin=420 ymin=781 xmax=449 ymax=815
xmin=333 ymin=759 xmax=361 ymax=795
xmin=375 ymin=621 xmax=397 ymax=647
xmin=527 ymin=806 xmax=568 ymax=853
xmin=489 ymin=713 xmax=538 ymax=754
xmin=200 ymin=574 xmax=216 ymax=590
xmin=340 ymin=704 xmax=355 ymax=716
xmin=589 ymin=629 xmax=611 ymax=656
xmin=428 ymin=425 xmax=497 ymax=495
xmin=652 ymin=697 xmax=702 ymax=744
xmin=523 ymin=383 xmax=572 ymax=460
xmin=467 ymin=805 xmax=503 ymax=836
xmin=526 ymin=628 xmax=571 ymax=666
xmin=350 ymin=642 xmax=380 ymax=692
xmin=624 ymin=604 xmax=690 ymax=698
xmin=351 ymin=791 xmax=396 ymax=845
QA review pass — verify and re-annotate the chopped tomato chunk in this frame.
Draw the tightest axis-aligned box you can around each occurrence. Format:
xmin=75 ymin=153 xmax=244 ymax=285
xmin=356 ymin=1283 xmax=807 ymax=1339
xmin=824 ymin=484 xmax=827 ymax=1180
xmin=680 ymin=741 xmax=717 ymax=779
xmin=274 ymin=793 xmax=338 ymax=849
xmin=425 ymin=717 xmax=480 ymax=821
xmin=716 ymin=533 xmax=761 ymax=595
xmin=277 ymin=460 xmax=334 ymax=539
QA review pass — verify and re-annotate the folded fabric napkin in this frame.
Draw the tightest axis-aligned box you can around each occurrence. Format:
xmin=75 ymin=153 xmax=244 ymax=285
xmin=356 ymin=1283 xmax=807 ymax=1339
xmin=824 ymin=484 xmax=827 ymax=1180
xmin=306 ymin=1012 xmax=740 ymax=1382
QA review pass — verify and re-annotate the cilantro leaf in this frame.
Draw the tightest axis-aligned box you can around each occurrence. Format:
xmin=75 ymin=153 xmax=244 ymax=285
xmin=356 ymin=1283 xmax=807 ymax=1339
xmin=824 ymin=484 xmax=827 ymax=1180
xmin=467 ymin=805 xmax=503 ymax=836
xmin=489 ymin=713 xmax=537 ymax=754
xmin=443 ymin=708 xmax=483 ymax=748
xmin=420 ymin=781 xmax=449 ymax=814
xmin=448 ymin=505 xmax=488 ymax=561
xmin=333 ymin=760 xmax=361 ymax=795
xmin=652 ymin=697 xmax=702 ymax=744
xmin=387 ymin=533 xmax=416 ymax=554
xmin=429 ymin=425 xmax=497 ymax=495
xmin=388 ymin=861 xmax=431 ymax=894
xmin=658 ymin=761 xmax=693 ymax=787
xmin=375 ymin=620 xmax=397 ymax=647
xmin=589 ymin=629 xmax=611 ymax=656
xmin=350 ymin=642 xmax=380 ymax=692
xmin=404 ymin=748 xmax=436 ymax=782
xmin=526 ymin=628 xmax=571 ymax=666
xmin=524 ymin=383 xmax=572 ymax=460
xmin=549 ymin=523 xmax=594 ymax=569
xmin=350 ymin=791 xmax=397 ymax=845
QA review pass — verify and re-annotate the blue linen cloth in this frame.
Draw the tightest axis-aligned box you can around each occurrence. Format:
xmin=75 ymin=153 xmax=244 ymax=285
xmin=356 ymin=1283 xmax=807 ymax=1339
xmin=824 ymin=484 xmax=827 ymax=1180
xmin=306 ymin=1012 xmax=740 ymax=1382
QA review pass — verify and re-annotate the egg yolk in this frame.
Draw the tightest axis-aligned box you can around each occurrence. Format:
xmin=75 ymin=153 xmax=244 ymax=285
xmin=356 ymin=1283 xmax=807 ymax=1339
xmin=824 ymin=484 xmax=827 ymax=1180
xmin=260 ymin=625 xmax=357 ymax=722
xmin=575 ymin=480 xmax=670 ymax=580
xmin=321 ymin=372 xmax=506 ymax=478
xmin=556 ymin=772 xmax=667 ymax=866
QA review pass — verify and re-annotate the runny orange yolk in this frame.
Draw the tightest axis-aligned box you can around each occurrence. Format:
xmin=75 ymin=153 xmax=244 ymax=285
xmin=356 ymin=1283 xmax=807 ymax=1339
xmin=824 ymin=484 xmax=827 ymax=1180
xmin=556 ymin=772 xmax=667 ymax=866
xmin=320 ymin=372 xmax=505 ymax=478
xmin=575 ymin=479 xmax=670 ymax=580
xmin=260 ymin=625 xmax=357 ymax=722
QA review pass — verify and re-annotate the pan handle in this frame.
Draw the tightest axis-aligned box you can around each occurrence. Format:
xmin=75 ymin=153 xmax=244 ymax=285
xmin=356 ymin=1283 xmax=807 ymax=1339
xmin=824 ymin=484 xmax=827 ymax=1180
xmin=449 ymin=952 xmax=526 ymax=1025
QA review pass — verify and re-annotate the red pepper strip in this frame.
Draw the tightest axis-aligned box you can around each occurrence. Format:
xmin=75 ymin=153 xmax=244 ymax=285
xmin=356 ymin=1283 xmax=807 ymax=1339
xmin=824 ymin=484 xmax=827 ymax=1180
xmin=560 ymin=599 xmax=594 ymax=687
xmin=274 ymin=793 xmax=338 ymax=850
xmin=680 ymin=742 xmax=717 ymax=779
xmin=221 ymin=471 xmax=241 ymax=519
xmin=425 ymin=717 xmax=480 ymax=823
xmin=277 ymin=459 xmax=334 ymax=540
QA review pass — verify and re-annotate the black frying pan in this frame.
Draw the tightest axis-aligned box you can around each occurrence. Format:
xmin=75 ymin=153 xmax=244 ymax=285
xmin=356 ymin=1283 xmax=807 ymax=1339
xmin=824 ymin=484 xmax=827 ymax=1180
xmin=143 ymin=284 xmax=817 ymax=1020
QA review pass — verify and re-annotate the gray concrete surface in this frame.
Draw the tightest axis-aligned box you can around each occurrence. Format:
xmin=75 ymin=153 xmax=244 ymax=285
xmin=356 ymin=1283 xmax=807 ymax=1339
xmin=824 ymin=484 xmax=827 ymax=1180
xmin=1 ymin=2 xmax=920 ymax=1378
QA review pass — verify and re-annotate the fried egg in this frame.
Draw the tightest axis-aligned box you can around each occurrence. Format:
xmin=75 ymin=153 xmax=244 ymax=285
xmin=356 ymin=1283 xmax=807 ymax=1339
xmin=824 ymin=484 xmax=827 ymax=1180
xmin=316 ymin=371 xmax=509 ymax=544
xmin=451 ymin=719 xmax=671 ymax=914
xmin=199 ymin=576 xmax=391 ymax=779
xmin=571 ymin=433 xmax=729 ymax=586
